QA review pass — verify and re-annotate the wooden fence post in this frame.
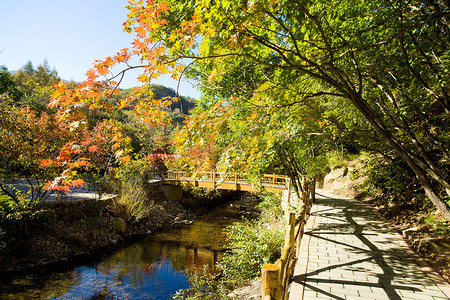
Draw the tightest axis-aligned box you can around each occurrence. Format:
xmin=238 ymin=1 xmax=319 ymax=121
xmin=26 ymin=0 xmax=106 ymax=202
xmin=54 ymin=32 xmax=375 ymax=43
xmin=234 ymin=172 xmax=238 ymax=190
xmin=312 ymin=178 xmax=316 ymax=203
xmin=212 ymin=170 xmax=216 ymax=187
xmin=296 ymin=187 xmax=311 ymax=257
xmin=279 ymin=212 xmax=296 ymax=291
xmin=261 ymin=264 xmax=282 ymax=299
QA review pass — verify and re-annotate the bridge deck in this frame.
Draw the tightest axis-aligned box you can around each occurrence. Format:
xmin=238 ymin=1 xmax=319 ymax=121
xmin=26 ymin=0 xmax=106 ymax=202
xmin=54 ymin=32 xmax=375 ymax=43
xmin=154 ymin=171 xmax=290 ymax=193
xmin=161 ymin=179 xmax=287 ymax=193
xmin=290 ymin=190 xmax=450 ymax=300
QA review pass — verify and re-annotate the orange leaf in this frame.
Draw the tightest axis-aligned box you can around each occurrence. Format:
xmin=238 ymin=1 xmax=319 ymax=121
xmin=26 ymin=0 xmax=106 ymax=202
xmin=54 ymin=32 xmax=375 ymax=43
xmin=121 ymin=155 xmax=131 ymax=163
xmin=48 ymin=98 xmax=60 ymax=109
xmin=88 ymin=145 xmax=98 ymax=153
xmin=40 ymin=159 xmax=53 ymax=167
xmin=70 ymin=179 xmax=85 ymax=188
xmin=160 ymin=2 xmax=170 ymax=13
xmin=134 ymin=26 xmax=147 ymax=38
xmin=59 ymin=185 xmax=72 ymax=193
xmin=132 ymin=39 xmax=147 ymax=51
xmin=85 ymin=68 xmax=98 ymax=81
xmin=43 ymin=181 xmax=53 ymax=190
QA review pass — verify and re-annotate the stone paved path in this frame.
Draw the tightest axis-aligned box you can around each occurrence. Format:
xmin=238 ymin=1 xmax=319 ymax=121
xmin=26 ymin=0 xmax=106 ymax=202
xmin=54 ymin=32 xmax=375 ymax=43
xmin=289 ymin=190 xmax=450 ymax=300
xmin=2 ymin=178 xmax=115 ymax=203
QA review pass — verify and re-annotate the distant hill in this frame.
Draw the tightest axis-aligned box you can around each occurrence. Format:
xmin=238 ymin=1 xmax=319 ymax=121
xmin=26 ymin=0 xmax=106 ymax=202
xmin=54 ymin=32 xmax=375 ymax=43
xmin=148 ymin=84 xmax=196 ymax=115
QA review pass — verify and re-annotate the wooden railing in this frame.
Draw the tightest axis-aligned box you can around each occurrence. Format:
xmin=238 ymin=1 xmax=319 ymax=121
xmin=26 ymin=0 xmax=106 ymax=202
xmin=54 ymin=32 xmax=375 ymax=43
xmin=261 ymin=178 xmax=316 ymax=299
xmin=154 ymin=170 xmax=290 ymax=193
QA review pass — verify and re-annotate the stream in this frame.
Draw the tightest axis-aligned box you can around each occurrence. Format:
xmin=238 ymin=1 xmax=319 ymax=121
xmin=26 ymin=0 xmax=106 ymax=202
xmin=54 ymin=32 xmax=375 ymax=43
xmin=0 ymin=195 xmax=260 ymax=299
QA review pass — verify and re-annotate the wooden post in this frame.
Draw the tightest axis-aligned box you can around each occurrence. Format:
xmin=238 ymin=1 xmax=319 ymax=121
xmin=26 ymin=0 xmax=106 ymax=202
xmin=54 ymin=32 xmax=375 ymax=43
xmin=176 ymin=171 xmax=179 ymax=181
xmin=261 ymin=264 xmax=282 ymax=299
xmin=312 ymin=178 xmax=316 ymax=203
xmin=279 ymin=212 xmax=296 ymax=288
xmin=296 ymin=219 xmax=306 ymax=258
xmin=212 ymin=170 xmax=216 ymax=188
xmin=296 ymin=191 xmax=311 ymax=257
xmin=160 ymin=170 xmax=164 ymax=181
xmin=299 ymin=191 xmax=306 ymax=214
xmin=272 ymin=173 xmax=276 ymax=185
xmin=234 ymin=172 xmax=238 ymax=190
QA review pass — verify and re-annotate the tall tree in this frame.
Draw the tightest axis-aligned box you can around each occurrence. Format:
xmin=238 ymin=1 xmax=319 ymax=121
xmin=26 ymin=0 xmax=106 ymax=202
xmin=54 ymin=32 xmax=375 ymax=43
xmin=13 ymin=59 xmax=60 ymax=89
xmin=10 ymin=60 xmax=61 ymax=114
xmin=0 ymin=66 xmax=22 ymax=102
xmin=0 ymin=101 xmax=70 ymax=203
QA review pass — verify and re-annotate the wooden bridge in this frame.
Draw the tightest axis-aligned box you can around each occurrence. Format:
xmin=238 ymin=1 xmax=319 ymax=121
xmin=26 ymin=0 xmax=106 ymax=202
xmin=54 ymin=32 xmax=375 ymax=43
xmin=154 ymin=170 xmax=290 ymax=193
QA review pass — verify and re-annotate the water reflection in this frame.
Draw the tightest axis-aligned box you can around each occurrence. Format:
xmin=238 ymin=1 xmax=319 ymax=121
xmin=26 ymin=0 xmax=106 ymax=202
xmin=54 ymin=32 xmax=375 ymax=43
xmin=1 ymin=242 xmax=191 ymax=299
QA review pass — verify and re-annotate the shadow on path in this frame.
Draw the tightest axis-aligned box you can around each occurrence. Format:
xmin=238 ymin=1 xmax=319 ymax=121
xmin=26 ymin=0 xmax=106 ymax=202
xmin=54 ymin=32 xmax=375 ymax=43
xmin=290 ymin=191 xmax=447 ymax=300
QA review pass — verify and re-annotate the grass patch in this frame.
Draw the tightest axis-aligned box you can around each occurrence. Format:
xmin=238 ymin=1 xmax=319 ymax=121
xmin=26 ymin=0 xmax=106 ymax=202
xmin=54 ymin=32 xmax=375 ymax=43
xmin=114 ymin=176 xmax=154 ymax=221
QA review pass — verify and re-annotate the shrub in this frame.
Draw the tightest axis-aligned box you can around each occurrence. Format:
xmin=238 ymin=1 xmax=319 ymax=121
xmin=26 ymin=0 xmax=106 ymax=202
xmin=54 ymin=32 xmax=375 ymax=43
xmin=424 ymin=212 xmax=450 ymax=236
xmin=220 ymin=219 xmax=284 ymax=281
xmin=0 ymin=188 xmax=47 ymax=244
xmin=258 ymin=192 xmax=283 ymax=222
xmin=360 ymin=154 xmax=415 ymax=205
xmin=171 ymin=267 xmax=229 ymax=300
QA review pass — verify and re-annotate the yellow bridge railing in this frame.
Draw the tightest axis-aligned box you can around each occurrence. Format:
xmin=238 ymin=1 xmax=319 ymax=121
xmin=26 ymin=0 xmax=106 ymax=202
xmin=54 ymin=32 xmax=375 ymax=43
xmin=155 ymin=170 xmax=290 ymax=193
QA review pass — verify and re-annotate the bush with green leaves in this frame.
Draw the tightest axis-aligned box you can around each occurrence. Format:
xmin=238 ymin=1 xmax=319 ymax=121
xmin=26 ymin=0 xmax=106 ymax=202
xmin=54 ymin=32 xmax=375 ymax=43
xmin=171 ymin=267 xmax=230 ymax=300
xmin=360 ymin=154 xmax=417 ymax=205
xmin=0 ymin=189 xmax=40 ymax=223
xmin=424 ymin=212 xmax=450 ymax=236
xmin=257 ymin=192 xmax=283 ymax=222
xmin=174 ymin=193 xmax=286 ymax=297
xmin=220 ymin=218 xmax=284 ymax=281
xmin=0 ymin=188 xmax=48 ymax=246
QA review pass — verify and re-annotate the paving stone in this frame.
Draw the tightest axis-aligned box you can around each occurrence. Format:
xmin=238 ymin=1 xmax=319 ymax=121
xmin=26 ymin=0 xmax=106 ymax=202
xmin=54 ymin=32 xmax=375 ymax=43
xmin=346 ymin=296 xmax=370 ymax=300
xmin=304 ymin=290 xmax=319 ymax=298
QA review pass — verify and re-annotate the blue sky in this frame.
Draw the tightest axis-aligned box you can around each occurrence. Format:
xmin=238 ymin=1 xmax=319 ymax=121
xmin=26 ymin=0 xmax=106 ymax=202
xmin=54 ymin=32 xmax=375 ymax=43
xmin=0 ymin=0 xmax=201 ymax=99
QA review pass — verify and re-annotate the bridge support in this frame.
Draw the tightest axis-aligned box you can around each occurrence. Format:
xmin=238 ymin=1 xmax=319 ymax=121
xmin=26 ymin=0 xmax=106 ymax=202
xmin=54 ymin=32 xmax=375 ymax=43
xmin=161 ymin=184 xmax=183 ymax=202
